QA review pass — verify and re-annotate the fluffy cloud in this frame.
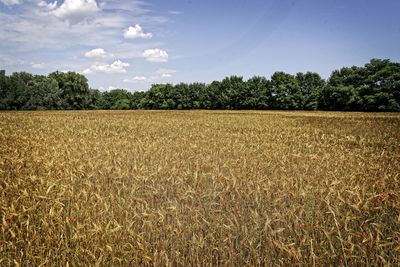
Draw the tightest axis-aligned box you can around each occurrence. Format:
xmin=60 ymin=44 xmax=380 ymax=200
xmin=156 ymin=68 xmax=175 ymax=78
xmin=107 ymin=86 xmax=117 ymax=90
xmin=123 ymin=24 xmax=152 ymax=39
xmin=142 ymin=48 xmax=168 ymax=62
xmin=83 ymin=60 xmax=129 ymax=74
xmin=52 ymin=0 xmax=99 ymax=24
xmin=156 ymin=68 xmax=176 ymax=74
xmin=38 ymin=1 xmax=57 ymax=10
xmin=123 ymin=76 xmax=147 ymax=83
xmin=84 ymin=48 xmax=113 ymax=59
xmin=123 ymin=68 xmax=176 ymax=84
xmin=1 ymin=0 xmax=21 ymax=5
xmin=31 ymin=62 xmax=46 ymax=69
xmin=0 ymin=0 xmax=169 ymax=90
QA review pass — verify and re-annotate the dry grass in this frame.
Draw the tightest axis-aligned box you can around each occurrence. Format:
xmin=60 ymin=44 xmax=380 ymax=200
xmin=1 ymin=110 xmax=399 ymax=266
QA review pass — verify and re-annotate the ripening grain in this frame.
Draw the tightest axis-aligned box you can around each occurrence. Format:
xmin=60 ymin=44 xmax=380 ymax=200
xmin=1 ymin=110 xmax=399 ymax=266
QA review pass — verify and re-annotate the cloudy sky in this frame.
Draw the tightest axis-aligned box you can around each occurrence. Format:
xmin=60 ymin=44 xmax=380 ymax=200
xmin=1 ymin=0 xmax=399 ymax=91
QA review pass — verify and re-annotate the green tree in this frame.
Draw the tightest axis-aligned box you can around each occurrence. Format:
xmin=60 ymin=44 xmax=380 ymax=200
xmin=318 ymin=85 xmax=358 ymax=110
xmin=4 ymin=72 xmax=34 ymax=110
xmin=174 ymin=83 xmax=193 ymax=109
xmin=131 ymin=91 xmax=147 ymax=109
xmin=1 ymin=58 xmax=399 ymax=111
xmin=296 ymin=72 xmax=325 ymax=110
xmin=360 ymin=59 xmax=400 ymax=111
xmin=0 ymin=70 xmax=9 ymax=109
xmin=205 ymin=81 xmax=229 ymax=109
xmin=86 ymin=89 xmax=103 ymax=109
xmin=246 ymin=76 xmax=272 ymax=109
xmin=112 ymin=99 xmax=131 ymax=109
xmin=49 ymin=71 xmax=90 ymax=109
xmin=270 ymin=72 xmax=302 ymax=109
xmin=327 ymin=59 xmax=400 ymax=111
xmin=218 ymin=76 xmax=248 ymax=109
xmin=186 ymin=83 xmax=206 ymax=109
xmin=22 ymin=75 xmax=62 ymax=110
xmin=140 ymin=84 xmax=176 ymax=109
xmin=101 ymin=89 xmax=133 ymax=109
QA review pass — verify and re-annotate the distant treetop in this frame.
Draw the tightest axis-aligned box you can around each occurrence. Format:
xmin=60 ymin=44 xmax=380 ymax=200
xmin=1 ymin=59 xmax=399 ymax=111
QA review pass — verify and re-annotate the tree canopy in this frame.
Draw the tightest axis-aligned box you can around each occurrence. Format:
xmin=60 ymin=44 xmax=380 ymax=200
xmin=1 ymin=59 xmax=399 ymax=111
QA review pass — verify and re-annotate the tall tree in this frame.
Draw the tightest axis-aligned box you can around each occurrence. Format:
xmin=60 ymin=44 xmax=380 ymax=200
xmin=318 ymin=85 xmax=358 ymax=110
xmin=141 ymin=84 xmax=175 ymax=109
xmin=270 ymin=72 xmax=302 ymax=109
xmin=4 ymin=72 xmax=34 ymax=110
xmin=189 ymin=83 xmax=207 ymax=109
xmin=1 ymin=58 xmax=399 ymax=111
xmin=87 ymin=89 xmax=103 ymax=109
xmin=296 ymin=72 xmax=325 ymax=110
xmin=49 ymin=71 xmax=90 ymax=109
xmin=0 ymin=70 xmax=9 ymax=109
xmin=101 ymin=89 xmax=133 ymax=109
xmin=131 ymin=91 xmax=147 ymax=109
xmin=360 ymin=59 xmax=400 ymax=111
xmin=219 ymin=76 xmax=247 ymax=109
xmin=327 ymin=59 xmax=400 ymax=111
xmin=245 ymin=76 xmax=271 ymax=109
xmin=205 ymin=81 xmax=227 ymax=109
xmin=22 ymin=75 xmax=62 ymax=110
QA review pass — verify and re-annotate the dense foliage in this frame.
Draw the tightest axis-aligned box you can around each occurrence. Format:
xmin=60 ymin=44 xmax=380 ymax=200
xmin=1 ymin=59 xmax=399 ymax=111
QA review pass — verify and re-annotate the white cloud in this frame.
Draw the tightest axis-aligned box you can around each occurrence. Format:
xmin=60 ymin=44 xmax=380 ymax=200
xmin=168 ymin=10 xmax=182 ymax=15
xmin=0 ymin=1 xmax=166 ymax=51
xmin=83 ymin=60 xmax=129 ymax=74
xmin=93 ymin=15 xmax=127 ymax=28
xmin=0 ymin=0 xmax=169 ymax=91
xmin=38 ymin=1 xmax=57 ymax=10
xmin=107 ymin=86 xmax=117 ymax=90
xmin=31 ymin=62 xmax=46 ymax=69
xmin=123 ymin=69 xmax=175 ymax=84
xmin=142 ymin=48 xmax=168 ymax=62
xmin=84 ymin=48 xmax=113 ymax=59
xmin=123 ymin=76 xmax=147 ymax=83
xmin=123 ymin=24 xmax=152 ymax=39
xmin=157 ymin=68 xmax=175 ymax=78
xmin=1 ymin=0 xmax=20 ymax=5
xmin=52 ymin=0 xmax=99 ymax=24
xmin=156 ymin=68 xmax=176 ymax=74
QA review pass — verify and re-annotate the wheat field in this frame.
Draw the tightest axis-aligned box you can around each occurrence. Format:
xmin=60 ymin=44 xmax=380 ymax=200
xmin=0 ymin=110 xmax=399 ymax=266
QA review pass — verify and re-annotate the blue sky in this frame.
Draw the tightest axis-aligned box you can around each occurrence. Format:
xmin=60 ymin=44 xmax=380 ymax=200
xmin=1 ymin=0 xmax=399 ymax=91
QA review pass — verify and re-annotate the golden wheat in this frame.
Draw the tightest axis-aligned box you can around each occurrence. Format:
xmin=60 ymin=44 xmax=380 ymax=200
xmin=1 ymin=110 xmax=399 ymax=266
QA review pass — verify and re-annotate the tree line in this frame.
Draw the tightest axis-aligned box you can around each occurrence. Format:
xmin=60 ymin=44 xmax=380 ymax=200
xmin=1 ymin=59 xmax=399 ymax=111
